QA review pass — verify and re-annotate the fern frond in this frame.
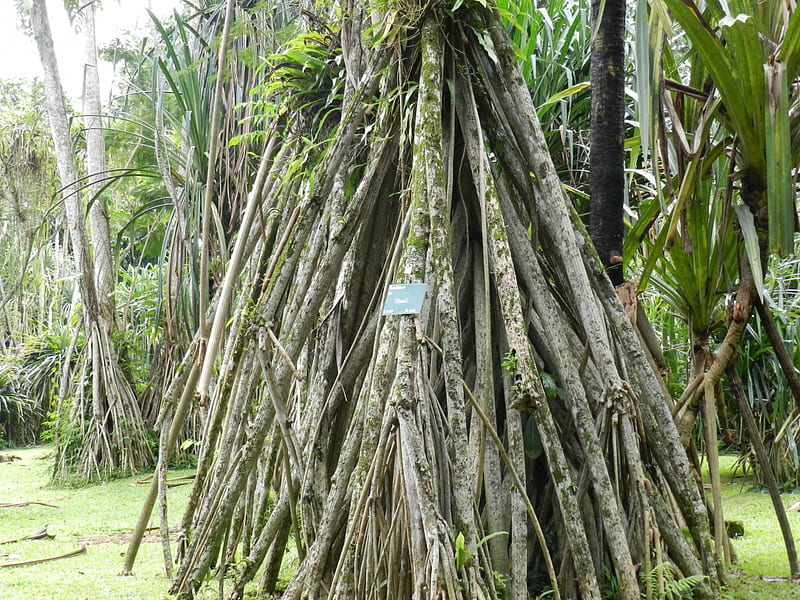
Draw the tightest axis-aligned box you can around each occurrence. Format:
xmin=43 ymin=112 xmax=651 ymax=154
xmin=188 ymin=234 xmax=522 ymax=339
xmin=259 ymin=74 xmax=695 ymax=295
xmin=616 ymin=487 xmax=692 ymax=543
xmin=639 ymin=561 xmax=707 ymax=600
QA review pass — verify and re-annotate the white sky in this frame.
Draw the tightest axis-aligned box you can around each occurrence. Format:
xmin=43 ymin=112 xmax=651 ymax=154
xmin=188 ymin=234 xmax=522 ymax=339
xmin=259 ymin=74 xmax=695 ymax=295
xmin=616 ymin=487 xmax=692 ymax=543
xmin=0 ymin=0 xmax=182 ymax=103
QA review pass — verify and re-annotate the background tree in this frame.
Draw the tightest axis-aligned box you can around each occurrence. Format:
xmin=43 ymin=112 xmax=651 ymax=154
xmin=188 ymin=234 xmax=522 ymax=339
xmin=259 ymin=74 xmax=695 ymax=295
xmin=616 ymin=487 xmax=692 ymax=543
xmin=0 ymin=81 xmax=61 ymax=346
xmin=27 ymin=0 xmax=151 ymax=479
xmin=82 ymin=1 xmax=115 ymax=331
xmin=0 ymin=80 xmax=63 ymax=446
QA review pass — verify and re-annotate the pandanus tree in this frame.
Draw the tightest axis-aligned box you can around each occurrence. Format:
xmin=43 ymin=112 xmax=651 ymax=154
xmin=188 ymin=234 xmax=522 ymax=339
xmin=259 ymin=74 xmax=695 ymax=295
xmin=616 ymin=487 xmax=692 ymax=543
xmin=142 ymin=1 xmax=295 ymax=346
xmin=0 ymin=81 xmax=60 ymax=344
xmin=628 ymin=0 xmax=800 ymax=574
xmin=129 ymin=2 xmax=723 ymax=600
xmin=26 ymin=0 xmax=151 ymax=478
xmin=124 ymin=2 xmax=293 ymax=409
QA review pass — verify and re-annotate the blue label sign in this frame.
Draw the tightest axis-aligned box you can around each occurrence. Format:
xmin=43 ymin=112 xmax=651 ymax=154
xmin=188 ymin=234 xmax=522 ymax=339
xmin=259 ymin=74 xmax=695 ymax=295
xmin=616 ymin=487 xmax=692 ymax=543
xmin=382 ymin=283 xmax=427 ymax=315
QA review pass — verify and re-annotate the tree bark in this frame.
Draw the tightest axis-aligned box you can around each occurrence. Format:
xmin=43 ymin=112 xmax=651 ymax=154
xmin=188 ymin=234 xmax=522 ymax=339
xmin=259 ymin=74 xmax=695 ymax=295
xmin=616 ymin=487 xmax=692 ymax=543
xmin=83 ymin=3 xmax=115 ymax=328
xmin=31 ymin=0 xmax=100 ymax=319
xmin=590 ymin=0 xmax=627 ymax=286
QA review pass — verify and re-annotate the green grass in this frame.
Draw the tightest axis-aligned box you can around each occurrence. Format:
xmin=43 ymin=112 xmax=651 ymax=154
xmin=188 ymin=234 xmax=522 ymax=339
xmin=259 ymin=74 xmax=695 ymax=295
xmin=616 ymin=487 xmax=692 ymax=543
xmin=713 ymin=453 xmax=800 ymax=599
xmin=716 ymin=453 xmax=798 ymax=576
xmin=0 ymin=446 xmax=193 ymax=600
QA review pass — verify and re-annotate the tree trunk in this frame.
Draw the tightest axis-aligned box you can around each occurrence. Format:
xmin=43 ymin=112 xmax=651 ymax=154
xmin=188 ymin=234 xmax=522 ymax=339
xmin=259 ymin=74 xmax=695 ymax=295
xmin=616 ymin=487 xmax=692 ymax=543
xmin=83 ymin=3 xmax=115 ymax=328
xmin=754 ymin=297 xmax=800 ymax=410
xmin=727 ymin=364 xmax=799 ymax=576
xmin=30 ymin=0 xmax=99 ymax=319
xmin=589 ymin=0 xmax=627 ymax=286
xmin=136 ymin=4 xmax=723 ymax=600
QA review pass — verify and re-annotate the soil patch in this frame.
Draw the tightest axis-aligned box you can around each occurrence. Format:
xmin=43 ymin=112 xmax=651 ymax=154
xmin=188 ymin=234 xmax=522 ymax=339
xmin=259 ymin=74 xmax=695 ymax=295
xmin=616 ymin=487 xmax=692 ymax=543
xmin=79 ymin=526 xmax=182 ymax=546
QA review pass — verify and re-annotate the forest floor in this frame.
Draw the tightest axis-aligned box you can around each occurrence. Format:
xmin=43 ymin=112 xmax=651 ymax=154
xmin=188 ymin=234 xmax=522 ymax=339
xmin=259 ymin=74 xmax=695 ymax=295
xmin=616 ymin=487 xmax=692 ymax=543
xmin=1 ymin=446 xmax=800 ymax=599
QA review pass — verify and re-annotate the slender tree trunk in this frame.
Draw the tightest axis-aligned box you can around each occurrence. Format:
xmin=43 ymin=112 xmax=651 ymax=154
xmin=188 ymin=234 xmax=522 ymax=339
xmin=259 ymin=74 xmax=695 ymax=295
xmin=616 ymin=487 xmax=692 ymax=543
xmin=589 ymin=0 xmax=627 ymax=286
xmin=198 ymin=0 xmax=236 ymax=394
xmin=83 ymin=3 xmax=115 ymax=328
xmin=82 ymin=2 xmax=119 ymax=465
xmin=727 ymin=364 xmax=799 ymax=576
xmin=754 ymin=297 xmax=800 ymax=409
xmin=30 ymin=0 xmax=100 ymax=320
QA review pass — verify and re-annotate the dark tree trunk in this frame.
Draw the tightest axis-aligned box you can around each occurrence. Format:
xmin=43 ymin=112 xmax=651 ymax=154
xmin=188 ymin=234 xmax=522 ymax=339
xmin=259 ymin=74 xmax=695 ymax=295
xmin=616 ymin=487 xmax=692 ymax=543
xmin=741 ymin=168 xmax=770 ymax=268
xmin=589 ymin=0 xmax=627 ymax=286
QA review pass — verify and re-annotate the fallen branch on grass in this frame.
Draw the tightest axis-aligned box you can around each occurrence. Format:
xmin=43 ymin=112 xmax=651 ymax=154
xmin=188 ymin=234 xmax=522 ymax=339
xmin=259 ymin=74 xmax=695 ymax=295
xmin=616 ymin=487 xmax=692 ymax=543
xmin=0 ymin=501 xmax=59 ymax=509
xmin=167 ymin=480 xmax=192 ymax=488
xmin=1 ymin=525 xmax=55 ymax=545
xmin=133 ymin=474 xmax=195 ymax=487
xmin=0 ymin=545 xmax=86 ymax=568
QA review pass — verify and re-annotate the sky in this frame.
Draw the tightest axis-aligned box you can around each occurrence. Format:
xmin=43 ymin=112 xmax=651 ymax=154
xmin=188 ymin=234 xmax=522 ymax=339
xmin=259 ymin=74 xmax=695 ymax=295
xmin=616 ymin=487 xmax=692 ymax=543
xmin=0 ymin=0 xmax=182 ymax=102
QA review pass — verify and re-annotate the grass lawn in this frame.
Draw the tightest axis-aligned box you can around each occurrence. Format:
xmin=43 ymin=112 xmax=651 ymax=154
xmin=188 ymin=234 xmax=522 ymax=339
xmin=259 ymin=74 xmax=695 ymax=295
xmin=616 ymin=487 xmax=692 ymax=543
xmin=3 ymin=447 xmax=800 ymax=598
xmin=0 ymin=446 xmax=193 ymax=600
xmin=713 ymin=454 xmax=800 ymax=599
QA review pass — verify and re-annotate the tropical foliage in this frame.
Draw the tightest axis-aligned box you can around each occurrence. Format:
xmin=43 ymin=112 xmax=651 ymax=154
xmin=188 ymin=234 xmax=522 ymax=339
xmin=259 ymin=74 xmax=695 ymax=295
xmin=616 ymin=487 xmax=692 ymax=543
xmin=627 ymin=0 xmax=800 ymax=575
xmin=499 ymin=0 xmax=592 ymax=207
xmin=734 ymin=249 xmax=800 ymax=485
xmin=0 ymin=0 xmax=799 ymax=597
